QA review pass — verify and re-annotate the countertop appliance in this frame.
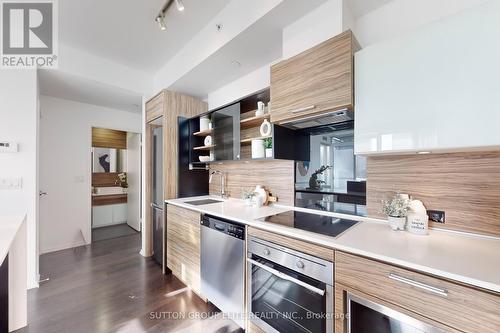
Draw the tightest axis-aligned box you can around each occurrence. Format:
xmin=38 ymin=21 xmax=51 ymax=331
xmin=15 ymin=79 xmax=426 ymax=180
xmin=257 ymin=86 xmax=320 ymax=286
xmin=247 ymin=236 xmax=334 ymax=333
xmin=259 ymin=210 xmax=358 ymax=238
xmin=201 ymin=215 xmax=245 ymax=328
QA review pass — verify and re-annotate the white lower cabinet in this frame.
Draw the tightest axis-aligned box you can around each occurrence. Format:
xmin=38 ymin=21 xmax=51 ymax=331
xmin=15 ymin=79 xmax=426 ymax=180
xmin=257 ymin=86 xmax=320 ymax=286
xmin=355 ymin=1 xmax=500 ymax=155
xmin=92 ymin=204 xmax=127 ymax=228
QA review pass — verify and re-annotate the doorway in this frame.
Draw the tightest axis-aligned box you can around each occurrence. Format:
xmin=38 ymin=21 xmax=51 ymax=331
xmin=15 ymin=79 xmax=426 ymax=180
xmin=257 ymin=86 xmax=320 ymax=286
xmin=91 ymin=127 xmax=142 ymax=242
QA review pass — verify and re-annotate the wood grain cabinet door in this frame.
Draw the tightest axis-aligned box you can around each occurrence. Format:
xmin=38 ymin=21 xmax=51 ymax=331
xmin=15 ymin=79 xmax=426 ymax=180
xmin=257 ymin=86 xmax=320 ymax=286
xmin=270 ymin=30 xmax=356 ymax=124
xmin=166 ymin=205 xmax=202 ymax=294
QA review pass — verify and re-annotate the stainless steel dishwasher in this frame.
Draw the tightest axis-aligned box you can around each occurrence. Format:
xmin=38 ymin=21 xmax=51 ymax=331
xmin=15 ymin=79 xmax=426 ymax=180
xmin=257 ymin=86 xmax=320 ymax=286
xmin=200 ymin=214 xmax=245 ymax=329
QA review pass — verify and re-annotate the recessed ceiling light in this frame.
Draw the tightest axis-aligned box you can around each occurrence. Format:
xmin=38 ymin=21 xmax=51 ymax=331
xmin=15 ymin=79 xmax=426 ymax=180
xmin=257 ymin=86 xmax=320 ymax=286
xmin=175 ymin=0 xmax=185 ymax=11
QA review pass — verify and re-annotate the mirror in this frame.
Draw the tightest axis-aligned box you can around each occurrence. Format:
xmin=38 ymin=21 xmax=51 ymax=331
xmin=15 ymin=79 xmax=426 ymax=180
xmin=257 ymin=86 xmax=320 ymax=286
xmin=92 ymin=147 xmax=127 ymax=173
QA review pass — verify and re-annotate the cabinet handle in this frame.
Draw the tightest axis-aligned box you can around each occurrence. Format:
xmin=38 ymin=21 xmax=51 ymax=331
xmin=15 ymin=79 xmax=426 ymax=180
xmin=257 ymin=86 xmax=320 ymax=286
xmin=291 ymin=105 xmax=316 ymax=113
xmin=389 ymin=273 xmax=448 ymax=297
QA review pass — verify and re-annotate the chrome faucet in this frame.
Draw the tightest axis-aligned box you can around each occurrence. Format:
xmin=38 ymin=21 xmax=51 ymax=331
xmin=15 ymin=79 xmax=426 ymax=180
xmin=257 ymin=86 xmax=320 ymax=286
xmin=209 ymin=170 xmax=227 ymax=199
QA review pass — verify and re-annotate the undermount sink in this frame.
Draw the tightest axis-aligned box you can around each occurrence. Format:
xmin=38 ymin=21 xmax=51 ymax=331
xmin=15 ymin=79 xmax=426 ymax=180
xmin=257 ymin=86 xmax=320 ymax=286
xmin=184 ymin=198 xmax=224 ymax=206
xmin=93 ymin=186 xmax=127 ymax=196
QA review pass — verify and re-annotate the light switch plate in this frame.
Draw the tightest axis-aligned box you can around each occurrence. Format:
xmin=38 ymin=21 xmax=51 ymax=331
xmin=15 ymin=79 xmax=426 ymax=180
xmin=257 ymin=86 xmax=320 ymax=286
xmin=0 ymin=177 xmax=23 ymax=190
xmin=0 ymin=142 xmax=18 ymax=152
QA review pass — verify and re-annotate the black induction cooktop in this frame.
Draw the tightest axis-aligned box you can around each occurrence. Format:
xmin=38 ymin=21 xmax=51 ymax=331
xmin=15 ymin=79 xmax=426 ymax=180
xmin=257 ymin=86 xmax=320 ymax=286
xmin=259 ymin=210 xmax=358 ymax=238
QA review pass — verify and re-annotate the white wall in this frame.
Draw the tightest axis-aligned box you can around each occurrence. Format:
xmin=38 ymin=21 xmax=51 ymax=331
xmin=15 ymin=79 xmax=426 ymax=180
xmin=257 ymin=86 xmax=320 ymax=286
xmin=0 ymin=69 xmax=39 ymax=289
xmin=39 ymin=96 xmax=141 ymax=254
xmin=353 ymin=0 xmax=491 ymax=47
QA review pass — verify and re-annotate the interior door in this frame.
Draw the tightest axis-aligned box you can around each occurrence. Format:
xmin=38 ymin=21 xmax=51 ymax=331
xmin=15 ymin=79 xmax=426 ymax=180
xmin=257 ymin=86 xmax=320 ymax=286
xmin=126 ymin=132 xmax=141 ymax=231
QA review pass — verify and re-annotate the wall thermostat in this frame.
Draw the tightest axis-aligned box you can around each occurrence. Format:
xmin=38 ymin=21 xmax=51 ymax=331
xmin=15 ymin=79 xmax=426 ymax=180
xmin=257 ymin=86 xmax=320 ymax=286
xmin=0 ymin=142 xmax=18 ymax=153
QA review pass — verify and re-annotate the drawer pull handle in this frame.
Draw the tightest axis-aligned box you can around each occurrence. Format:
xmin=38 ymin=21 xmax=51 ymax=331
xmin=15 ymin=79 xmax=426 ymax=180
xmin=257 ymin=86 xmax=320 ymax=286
xmin=291 ymin=105 xmax=316 ymax=113
xmin=389 ymin=273 xmax=448 ymax=297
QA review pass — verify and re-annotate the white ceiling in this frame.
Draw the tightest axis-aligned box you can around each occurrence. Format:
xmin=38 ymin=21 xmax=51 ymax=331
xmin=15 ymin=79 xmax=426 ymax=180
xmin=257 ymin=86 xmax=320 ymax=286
xmin=59 ymin=0 xmax=232 ymax=73
xmin=347 ymin=0 xmax=395 ymax=18
xmin=39 ymin=70 xmax=143 ymax=113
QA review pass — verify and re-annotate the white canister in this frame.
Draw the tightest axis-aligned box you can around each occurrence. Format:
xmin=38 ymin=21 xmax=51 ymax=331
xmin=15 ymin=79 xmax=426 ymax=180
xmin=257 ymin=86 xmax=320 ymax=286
xmin=204 ymin=135 xmax=212 ymax=146
xmin=251 ymin=139 xmax=265 ymax=159
xmin=260 ymin=119 xmax=272 ymax=137
xmin=200 ymin=116 xmax=210 ymax=131
xmin=407 ymin=200 xmax=429 ymax=235
xmin=256 ymin=101 xmax=265 ymax=116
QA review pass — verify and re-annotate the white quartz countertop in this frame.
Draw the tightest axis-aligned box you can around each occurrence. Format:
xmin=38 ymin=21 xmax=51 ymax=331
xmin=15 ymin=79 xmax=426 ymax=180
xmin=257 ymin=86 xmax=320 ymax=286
xmin=166 ymin=196 xmax=500 ymax=293
xmin=0 ymin=215 xmax=26 ymax=263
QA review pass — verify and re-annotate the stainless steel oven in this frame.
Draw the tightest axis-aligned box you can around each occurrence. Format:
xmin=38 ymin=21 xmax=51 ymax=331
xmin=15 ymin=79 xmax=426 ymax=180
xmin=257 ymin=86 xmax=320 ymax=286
xmin=247 ymin=236 xmax=334 ymax=333
xmin=347 ymin=292 xmax=443 ymax=333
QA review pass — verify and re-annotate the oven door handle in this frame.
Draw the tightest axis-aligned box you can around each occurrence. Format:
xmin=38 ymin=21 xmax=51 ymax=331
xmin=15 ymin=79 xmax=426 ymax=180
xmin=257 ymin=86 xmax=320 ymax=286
xmin=247 ymin=258 xmax=326 ymax=296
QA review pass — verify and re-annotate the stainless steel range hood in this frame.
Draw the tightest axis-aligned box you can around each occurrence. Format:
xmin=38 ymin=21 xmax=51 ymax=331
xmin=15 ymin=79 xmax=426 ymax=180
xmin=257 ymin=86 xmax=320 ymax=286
xmin=279 ymin=108 xmax=353 ymax=129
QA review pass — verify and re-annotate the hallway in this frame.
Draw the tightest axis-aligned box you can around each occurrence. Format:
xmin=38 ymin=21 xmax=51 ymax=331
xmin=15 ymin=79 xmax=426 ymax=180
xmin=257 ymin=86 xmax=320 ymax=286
xmin=17 ymin=233 xmax=241 ymax=333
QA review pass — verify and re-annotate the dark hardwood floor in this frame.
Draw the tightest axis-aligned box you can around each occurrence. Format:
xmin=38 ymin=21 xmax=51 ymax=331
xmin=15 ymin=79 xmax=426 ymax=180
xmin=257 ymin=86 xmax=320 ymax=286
xmin=17 ymin=233 xmax=241 ymax=333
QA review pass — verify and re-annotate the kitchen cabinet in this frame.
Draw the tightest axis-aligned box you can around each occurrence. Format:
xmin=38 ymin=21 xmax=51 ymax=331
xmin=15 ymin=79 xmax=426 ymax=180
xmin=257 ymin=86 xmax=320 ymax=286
xmin=212 ymin=103 xmax=241 ymax=161
xmin=270 ymin=30 xmax=358 ymax=125
xmin=354 ymin=1 xmax=500 ymax=155
xmin=166 ymin=204 xmax=203 ymax=297
xmin=335 ymin=252 xmax=500 ymax=333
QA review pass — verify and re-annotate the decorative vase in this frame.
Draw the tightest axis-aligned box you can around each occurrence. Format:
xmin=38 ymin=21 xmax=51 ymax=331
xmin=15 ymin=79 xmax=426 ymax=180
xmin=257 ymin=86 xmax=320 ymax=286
xmin=265 ymin=148 xmax=273 ymax=158
xmin=244 ymin=198 xmax=253 ymax=206
xmin=260 ymin=119 xmax=272 ymax=137
xmin=388 ymin=216 xmax=406 ymax=231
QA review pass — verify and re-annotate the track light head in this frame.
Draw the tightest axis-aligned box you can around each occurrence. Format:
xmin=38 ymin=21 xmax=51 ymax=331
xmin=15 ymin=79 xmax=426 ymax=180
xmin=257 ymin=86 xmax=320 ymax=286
xmin=175 ymin=0 xmax=185 ymax=11
xmin=155 ymin=15 xmax=167 ymax=31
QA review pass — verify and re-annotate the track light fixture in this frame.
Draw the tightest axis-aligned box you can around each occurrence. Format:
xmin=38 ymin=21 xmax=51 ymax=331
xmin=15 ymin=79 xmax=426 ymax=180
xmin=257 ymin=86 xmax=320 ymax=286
xmin=155 ymin=0 xmax=185 ymax=31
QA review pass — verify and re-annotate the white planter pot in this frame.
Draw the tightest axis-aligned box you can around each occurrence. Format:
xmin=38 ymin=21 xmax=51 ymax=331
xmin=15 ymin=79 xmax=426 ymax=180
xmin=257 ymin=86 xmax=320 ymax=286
xmin=388 ymin=216 xmax=406 ymax=231
xmin=244 ymin=198 xmax=253 ymax=206
xmin=265 ymin=148 xmax=273 ymax=158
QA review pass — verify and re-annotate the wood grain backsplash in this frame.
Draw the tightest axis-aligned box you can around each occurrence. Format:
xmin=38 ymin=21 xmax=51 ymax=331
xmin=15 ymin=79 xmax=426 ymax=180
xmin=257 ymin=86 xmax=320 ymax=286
xmin=209 ymin=160 xmax=295 ymax=205
xmin=366 ymin=152 xmax=500 ymax=237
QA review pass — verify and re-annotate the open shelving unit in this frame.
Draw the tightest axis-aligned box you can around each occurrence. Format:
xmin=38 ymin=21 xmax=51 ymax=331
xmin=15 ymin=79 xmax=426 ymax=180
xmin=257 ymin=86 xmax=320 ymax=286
xmin=186 ymin=88 xmax=310 ymax=164
xmin=240 ymin=113 xmax=270 ymax=129
xmin=240 ymin=136 xmax=271 ymax=145
xmin=193 ymin=144 xmax=215 ymax=151
xmin=193 ymin=128 xmax=213 ymax=136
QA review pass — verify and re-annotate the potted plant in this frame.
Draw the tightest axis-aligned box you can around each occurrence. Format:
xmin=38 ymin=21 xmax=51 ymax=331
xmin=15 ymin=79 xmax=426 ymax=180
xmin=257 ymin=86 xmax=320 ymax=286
xmin=242 ymin=189 xmax=256 ymax=206
xmin=264 ymin=138 xmax=273 ymax=158
xmin=382 ymin=193 xmax=410 ymax=231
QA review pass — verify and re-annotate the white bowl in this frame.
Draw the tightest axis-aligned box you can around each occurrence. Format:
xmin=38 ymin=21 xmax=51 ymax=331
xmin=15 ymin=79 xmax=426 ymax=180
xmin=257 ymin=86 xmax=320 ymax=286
xmin=199 ymin=156 xmax=210 ymax=162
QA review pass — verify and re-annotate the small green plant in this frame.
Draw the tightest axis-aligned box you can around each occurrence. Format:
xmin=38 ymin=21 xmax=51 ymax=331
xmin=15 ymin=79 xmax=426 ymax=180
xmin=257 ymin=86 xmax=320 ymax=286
xmin=242 ymin=188 xmax=256 ymax=200
xmin=382 ymin=193 xmax=410 ymax=218
xmin=263 ymin=138 xmax=272 ymax=149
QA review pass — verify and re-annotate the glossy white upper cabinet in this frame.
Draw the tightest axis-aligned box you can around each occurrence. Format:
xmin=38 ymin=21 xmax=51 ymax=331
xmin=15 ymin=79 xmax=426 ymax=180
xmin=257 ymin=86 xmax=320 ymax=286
xmin=354 ymin=1 xmax=500 ymax=155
